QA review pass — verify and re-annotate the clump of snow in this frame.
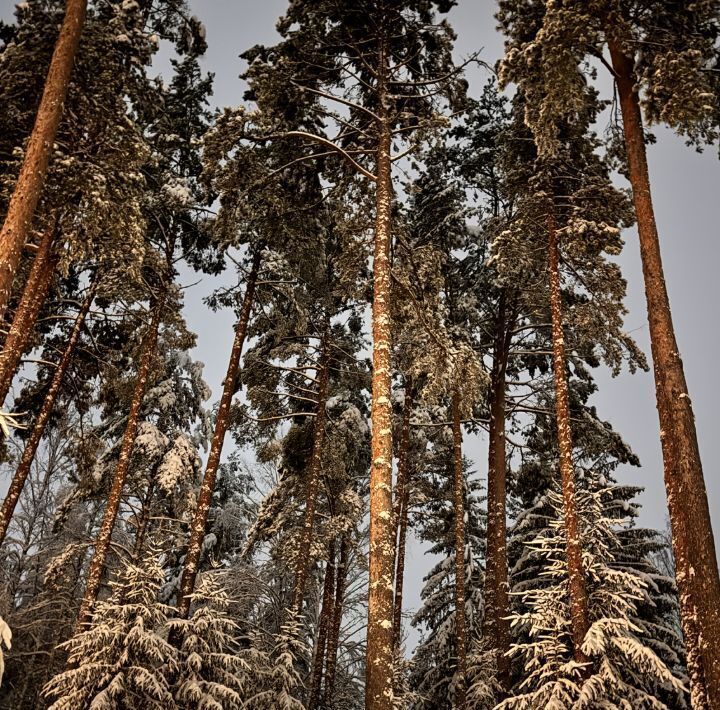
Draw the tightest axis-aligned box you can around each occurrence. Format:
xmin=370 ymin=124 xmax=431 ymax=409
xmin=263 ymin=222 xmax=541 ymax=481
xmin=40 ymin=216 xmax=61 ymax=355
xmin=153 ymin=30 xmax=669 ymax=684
xmin=0 ymin=616 xmax=11 ymax=685
xmin=156 ymin=435 xmax=201 ymax=493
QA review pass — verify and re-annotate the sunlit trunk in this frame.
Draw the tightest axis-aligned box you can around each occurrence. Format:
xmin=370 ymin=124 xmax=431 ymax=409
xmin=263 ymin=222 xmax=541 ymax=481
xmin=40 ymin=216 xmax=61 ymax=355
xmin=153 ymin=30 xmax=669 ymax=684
xmin=175 ymin=253 xmax=260 ymax=620
xmin=548 ymin=211 xmax=590 ymax=664
xmin=365 ymin=26 xmax=396 ymax=709
xmin=0 ymin=0 xmax=86 ymax=318
xmin=0 ymin=278 xmax=96 ymax=547
xmin=608 ymin=43 xmax=720 ymax=709
xmin=0 ymin=221 xmax=58 ymax=407
xmin=76 ymin=293 xmax=164 ymax=627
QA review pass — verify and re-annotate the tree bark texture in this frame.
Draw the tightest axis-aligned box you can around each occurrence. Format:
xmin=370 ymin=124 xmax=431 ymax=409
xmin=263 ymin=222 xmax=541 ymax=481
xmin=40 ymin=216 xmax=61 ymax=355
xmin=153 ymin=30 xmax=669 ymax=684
xmin=76 ymin=294 xmax=163 ymax=627
xmin=308 ymin=541 xmax=336 ymax=710
xmin=323 ymin=533 xmax=349 ymax=708
xmin=175 ymin=252 xmax=260 ymax=619
xmin=392 ymin=379 xmax=413 ymax=653
xmin=290 ymin=335 xmax=330 ymax=615
xmin=482 ymin=295 xmax=513 ymax=688
xmin=548 ymin=211 xmax=590 ymax=664
xmin=0 ymin=278 xmax=96 ymax=547
xmin=0 ymin=221 xmax=58 ymax=407
xmin=0 ymin=0 xmax=86 ymax=319
xmin=365 ymin=30 xmax=395 ymax=710
xmin=452 ymin=389 xmax=468 ymax=709
xmin=609 ymin=42 xmax=720 ymax=710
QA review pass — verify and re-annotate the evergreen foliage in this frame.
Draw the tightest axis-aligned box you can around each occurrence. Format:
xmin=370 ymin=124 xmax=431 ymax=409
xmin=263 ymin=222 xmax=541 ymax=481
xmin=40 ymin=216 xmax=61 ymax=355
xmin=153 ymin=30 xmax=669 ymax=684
xmin=0 ymin=1 xmax=716 ymax=708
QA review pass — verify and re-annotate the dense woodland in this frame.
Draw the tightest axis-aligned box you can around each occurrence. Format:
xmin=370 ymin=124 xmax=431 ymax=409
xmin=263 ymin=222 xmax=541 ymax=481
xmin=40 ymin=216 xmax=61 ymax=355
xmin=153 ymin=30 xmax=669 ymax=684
xmin=0 ymin=0 xmax=718 ymax=708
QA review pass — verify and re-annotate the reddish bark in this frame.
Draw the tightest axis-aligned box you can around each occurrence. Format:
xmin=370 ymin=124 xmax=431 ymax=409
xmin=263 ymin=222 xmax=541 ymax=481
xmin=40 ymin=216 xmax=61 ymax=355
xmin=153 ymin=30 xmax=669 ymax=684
xmin=0 ymin=221 xmax=58 ymax=407
xmin=548 ymin=212 xmax=590 ymax=664
xmin=609 ymin=42 xmax=720 ymax=708
xmin=365 ymin=30 xmax=395 ymax=709
xmin=308 ymin=541 xmax=336 ymax=709
xmin=392 ymin=379 xmax=413 ymax=653
xmin=482 ymin=295 xmax=514 ymax=688
xmin=76 ymin=295 xmax=164 ymax=627
xmin=0 ymin=0 xmax=86 ymax=319
xmin=452 ymin=389 xmax=468 ymax=708
xmin=175 ymin=253 xmax=260 ymax=619
xmin=290 ymin=336 xmax=330 ymax=614
xmin=323 ymin=533 xmax=349 ymax=708
xmin=0 ymin=278 xmax=96 ymax=547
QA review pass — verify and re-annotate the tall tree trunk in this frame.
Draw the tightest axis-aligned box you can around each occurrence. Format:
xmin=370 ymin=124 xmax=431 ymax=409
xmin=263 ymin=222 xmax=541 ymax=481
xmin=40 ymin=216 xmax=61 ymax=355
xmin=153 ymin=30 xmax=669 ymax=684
xmin=308 ymin=541 xmax=336 ymax=710
xmin=365 ymin=29 xmax=395 ymax=710
xmin=0 ymin=278 xmax=95 ymax=547
xmin=323 ymin=533 xmax=349 ymax=708
xmin=482 ymin=295 xmax=513 ymax=688
xmin=0 ymin=0 xmax=86 ymax=319
xmin=0 ymin=221 xmax=58 ymax=407
xmin=175 ymin=253 xmax=260 ymax=620
xmin=609 ymin=43 xmax=720 ymax=709
xmin=290 ymin=335 xmax=330 ymax=614
xmin=392 ymin=378 xmax=413 ymax=653
xmin=132 ymin=476 xmax=156 ymax=562
xmin=452 ymin=389 xmax=468 ymax=708
xmin=548 ymin=212 xmax=590 ymax=664
xmin=76 ymin=294 xmax=163 ymax=627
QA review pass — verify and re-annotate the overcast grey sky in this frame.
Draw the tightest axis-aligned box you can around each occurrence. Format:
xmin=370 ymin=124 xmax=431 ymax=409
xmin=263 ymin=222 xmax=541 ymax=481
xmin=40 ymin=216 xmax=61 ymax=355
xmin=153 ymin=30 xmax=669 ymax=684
xmin=1 ymin=0 xmax=718 ymax=648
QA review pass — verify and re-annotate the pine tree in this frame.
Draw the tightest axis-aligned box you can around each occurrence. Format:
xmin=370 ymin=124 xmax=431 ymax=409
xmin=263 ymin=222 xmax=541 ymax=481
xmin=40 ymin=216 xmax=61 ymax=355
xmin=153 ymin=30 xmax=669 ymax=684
xmin=489 ymin=78 xmax=646 ymax=676
xmin=237 ymin=4 xmax=464 ymax=701
xmin=175 ymin=251 xmax=260 ymax=621
xmin=497 ymin=4 xmax=720 ymax=701
xmin=0 ymin=0 xmax=86 ymax=318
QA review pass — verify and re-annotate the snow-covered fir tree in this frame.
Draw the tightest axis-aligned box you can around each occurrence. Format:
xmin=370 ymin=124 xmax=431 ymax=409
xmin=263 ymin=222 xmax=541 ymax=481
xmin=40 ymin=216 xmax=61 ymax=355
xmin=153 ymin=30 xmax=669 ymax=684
xmin=410 ymin=450 xmax=486 ymax=709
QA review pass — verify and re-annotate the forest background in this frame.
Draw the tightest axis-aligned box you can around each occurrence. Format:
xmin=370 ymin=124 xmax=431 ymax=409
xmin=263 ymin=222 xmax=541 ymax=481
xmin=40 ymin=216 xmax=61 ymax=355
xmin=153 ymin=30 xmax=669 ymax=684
xmin=1 ymin=0 xmax=718 ymax=654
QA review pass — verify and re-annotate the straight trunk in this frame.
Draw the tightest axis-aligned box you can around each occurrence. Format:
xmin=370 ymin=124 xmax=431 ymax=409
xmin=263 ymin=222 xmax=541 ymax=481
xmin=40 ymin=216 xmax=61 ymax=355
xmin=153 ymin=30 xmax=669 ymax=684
xmin=452 ymin=389 xmax=468 ymax=708
xmin=609 ymin=42 xmax=720 ymax=709
xmin=132 ymin=476 xmax=156 ymax=561
xmin=175 ymin=253 xmax=260 ymax=619
xmin=482 ymin=295 xmax=513 ymax=688
xmin=392 ymin=379 xmax=413 ymax=653
xmin=308 ymin=541 xmax=336 ymax=710
xmin=0 ymin=0 xmax=86 ymax=319
xmin=290 ymin=336 xmax=330 ymax=614
xmin=76 ymin=294 xmax=163 ymax=626
xmin=548 ymin=212 xmax=590 ymax=663
xmin=365 ymin=30 xmax=395 ymax=709
xmin=323 ymin=533 xmax=349 ymax=708
xmin=0 ymin=221 xmax=58 ymax=407
xmin=0 ymin=278 xmax=95 ymax=547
